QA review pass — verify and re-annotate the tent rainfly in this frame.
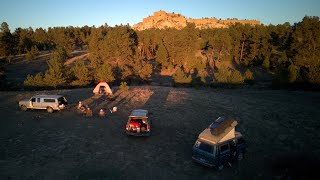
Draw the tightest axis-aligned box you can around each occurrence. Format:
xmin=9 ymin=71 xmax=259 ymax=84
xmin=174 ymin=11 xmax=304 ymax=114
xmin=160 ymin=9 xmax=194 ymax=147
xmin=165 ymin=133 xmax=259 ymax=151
xmin=93 ymin=81 xmax=113 ymax=95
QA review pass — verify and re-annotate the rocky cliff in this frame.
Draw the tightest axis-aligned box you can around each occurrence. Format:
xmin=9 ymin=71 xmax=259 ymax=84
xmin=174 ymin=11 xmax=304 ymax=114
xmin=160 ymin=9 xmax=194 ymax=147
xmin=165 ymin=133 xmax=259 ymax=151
xmin=132 ymin=10 xmax=261 ymax=31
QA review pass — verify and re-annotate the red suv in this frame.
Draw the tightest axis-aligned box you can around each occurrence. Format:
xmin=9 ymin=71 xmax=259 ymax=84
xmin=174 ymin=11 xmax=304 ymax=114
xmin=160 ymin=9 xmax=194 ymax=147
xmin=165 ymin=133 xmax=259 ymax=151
xmin=125 ymin=109 xmax=151 ymax=136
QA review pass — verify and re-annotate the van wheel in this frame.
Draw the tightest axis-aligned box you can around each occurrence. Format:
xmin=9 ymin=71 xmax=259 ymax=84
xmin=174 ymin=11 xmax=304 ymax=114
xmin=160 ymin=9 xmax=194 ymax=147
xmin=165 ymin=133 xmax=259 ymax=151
xmin=47 ymin=107 xmax=54 ymax=113
xmin=20 ymin=105 xmax=27 ymax=111
xmin=237 ymin=152 xmax=243 ymax=161
xmin=217 ymin=164 xmax=224 ymax=171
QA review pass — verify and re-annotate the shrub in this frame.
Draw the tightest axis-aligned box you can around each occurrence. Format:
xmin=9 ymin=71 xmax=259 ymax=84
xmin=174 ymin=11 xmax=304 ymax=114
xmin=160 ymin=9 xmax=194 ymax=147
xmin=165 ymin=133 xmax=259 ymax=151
xmin=214 ymin=67 xmax=229 ymax=83
xmin=244 ymin=69 xmax=254 ymax=84
xmin=229 ymin=69 xmax=244 ymax=84
xmin=23 ymin=73 xmax=45 ymax=87
xmin=26 ymin=46 xmax=39 ymax=60
xmin=262 ymin=57 xmax=270 ymax=70
xmin=173 ymin=68 xmax=192 ymax=84
xmin=288 ymin=64 xmax=298 ymax=83
xmin=308 ymin=65 xmax=320 ymax=84
xmin=119 ymin=82 xmax=129 ymax=93
xmin=214 ymin=67 xmax=244 ymax=85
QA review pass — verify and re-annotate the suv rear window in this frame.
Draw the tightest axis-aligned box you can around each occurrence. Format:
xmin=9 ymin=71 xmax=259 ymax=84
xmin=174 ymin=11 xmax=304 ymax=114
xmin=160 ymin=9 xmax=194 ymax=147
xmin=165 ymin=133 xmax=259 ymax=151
xmin=195 ymin=140 xmax=214 ymax=154
xmin=58 ymin=97 xmax=67 ymax=105
xmin=44 ymin=99 xmax=56 ymax=103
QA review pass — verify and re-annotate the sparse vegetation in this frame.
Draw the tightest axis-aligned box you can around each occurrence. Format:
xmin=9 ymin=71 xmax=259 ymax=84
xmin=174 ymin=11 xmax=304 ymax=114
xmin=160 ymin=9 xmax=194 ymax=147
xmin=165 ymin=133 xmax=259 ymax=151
xmin=23 ymin=47 xmax=68 ymax=88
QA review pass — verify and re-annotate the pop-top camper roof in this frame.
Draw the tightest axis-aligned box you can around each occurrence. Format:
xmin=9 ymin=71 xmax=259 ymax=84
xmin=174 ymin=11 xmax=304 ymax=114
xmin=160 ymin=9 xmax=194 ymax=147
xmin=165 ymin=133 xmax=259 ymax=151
xmin=198 ymin=116 xmax=238 ymax=144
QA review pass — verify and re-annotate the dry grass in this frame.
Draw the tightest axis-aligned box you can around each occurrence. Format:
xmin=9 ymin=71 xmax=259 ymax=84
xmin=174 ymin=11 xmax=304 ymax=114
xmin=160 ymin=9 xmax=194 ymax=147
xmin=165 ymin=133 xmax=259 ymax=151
xmin=0 ymin=86 xmax=320 ymax=179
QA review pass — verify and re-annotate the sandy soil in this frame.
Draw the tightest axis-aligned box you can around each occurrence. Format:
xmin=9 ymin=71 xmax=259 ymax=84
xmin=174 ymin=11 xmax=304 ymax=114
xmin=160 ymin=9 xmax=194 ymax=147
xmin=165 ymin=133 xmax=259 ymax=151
xmin=0 ymin=86 xmax=320 ymax=179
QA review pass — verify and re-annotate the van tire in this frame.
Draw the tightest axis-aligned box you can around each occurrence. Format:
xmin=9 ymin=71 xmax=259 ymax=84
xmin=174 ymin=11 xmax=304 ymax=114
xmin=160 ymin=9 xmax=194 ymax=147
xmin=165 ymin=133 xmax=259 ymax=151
xmin=47 ymin=107 xmax=54 ymax=113
xmin=21 ymin=105 xmax=27 ymax=111
xmin=237 ymin=152 xmax=243 ymax=161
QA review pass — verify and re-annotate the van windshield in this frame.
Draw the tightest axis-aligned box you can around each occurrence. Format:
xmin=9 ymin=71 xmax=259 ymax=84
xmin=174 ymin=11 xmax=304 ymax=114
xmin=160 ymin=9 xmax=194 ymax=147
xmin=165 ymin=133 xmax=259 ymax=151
xmin=194 ymin=140 xmax=215 ymax=155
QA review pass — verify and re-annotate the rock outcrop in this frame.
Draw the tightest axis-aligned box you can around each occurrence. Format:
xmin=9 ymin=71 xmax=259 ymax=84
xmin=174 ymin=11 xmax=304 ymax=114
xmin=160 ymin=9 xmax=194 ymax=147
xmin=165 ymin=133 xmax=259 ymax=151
xmin=132 ymin=10 xmax=261 ymax=31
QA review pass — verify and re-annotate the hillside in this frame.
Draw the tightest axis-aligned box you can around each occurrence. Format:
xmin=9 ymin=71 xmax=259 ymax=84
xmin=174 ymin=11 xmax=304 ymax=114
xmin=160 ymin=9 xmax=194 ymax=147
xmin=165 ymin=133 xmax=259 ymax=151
xmin=132 ymin=10 xmax=261 ymax=30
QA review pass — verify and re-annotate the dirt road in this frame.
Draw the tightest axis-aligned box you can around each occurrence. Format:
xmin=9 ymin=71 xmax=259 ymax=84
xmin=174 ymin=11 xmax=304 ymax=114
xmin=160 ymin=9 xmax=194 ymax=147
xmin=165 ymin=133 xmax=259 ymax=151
xmin=0 ymin=86 xmax=319 ymax=179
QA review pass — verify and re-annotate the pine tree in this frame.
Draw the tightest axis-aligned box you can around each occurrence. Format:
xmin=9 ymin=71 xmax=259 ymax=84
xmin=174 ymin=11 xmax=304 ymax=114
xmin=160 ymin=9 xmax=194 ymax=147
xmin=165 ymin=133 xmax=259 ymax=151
xmin=291 ymin=16 xmax=320 ymax=66
xmin=94 ymin=62 xmax=115 ymax=82
xmin=43 ymin=48 xmax=68 ymax=87
xmin=156 ymin=41 xmax=170 ymax=70
xmin=71 ymin=60 xmax=92 ymax=86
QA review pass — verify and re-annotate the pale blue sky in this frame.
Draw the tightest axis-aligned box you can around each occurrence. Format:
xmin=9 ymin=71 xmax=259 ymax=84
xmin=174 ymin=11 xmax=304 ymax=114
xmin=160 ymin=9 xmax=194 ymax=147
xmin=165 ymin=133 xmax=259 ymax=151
xmin=1 ymin=0 xmax=319 ymax=31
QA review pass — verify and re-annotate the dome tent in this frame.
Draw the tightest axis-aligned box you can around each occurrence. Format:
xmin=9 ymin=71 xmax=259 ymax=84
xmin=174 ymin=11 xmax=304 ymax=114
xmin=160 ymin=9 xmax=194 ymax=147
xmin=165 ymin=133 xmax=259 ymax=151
xmin=93 ymin=81 xmax=113 ymax=95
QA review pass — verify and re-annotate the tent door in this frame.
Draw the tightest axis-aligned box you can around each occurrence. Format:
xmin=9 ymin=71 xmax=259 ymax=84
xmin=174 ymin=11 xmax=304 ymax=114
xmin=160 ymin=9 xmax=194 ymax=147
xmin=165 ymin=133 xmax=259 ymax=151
xmin=99 ymin=86 xmax=106 ymax=94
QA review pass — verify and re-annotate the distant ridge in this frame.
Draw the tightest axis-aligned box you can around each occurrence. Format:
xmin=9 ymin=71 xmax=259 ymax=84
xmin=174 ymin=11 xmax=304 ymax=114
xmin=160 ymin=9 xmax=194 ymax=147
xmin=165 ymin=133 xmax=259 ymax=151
xmin=132 ymin=10 xmax=261 ymax=30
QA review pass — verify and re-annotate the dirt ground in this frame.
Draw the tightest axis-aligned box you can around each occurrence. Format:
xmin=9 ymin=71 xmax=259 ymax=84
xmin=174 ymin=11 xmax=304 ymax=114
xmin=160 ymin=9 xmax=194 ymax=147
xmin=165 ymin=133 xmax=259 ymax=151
xmin=0 ymin=86 xmax=320 ymax=179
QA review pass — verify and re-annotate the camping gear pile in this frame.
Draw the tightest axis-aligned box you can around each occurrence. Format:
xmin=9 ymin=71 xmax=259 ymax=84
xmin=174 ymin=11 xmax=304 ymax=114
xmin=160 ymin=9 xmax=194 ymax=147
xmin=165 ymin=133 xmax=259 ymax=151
xmin=77 ymin=101 xmax=92 ymax=117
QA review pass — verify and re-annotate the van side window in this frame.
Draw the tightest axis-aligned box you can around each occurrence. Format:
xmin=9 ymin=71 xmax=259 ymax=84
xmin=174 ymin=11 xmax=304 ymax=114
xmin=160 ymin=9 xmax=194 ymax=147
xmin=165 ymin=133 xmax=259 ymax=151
xmin=44 ymin=99 xmax=55 ymax=103
xmin=220 ymin=144 xmax=229 ymax=153
xmin=37 ymin=98 xmax=41 ymax=103
xmin=31 ymin=98 xmax=36 ymax=102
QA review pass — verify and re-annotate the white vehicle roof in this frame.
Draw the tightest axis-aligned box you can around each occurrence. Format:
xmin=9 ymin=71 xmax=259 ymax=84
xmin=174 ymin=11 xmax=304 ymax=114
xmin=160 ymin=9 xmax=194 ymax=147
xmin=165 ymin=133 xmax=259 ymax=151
xmin=129 ymin=109 xmax=148 ymax=117
xmin=32 ymin=95 xmax=65 ymax=99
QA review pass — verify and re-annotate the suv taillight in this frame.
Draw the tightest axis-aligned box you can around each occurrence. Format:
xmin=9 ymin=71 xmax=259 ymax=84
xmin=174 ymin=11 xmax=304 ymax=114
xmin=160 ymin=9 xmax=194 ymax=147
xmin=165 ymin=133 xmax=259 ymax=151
xmin=126 ymin=124 xmax=129 ymax=130
xmin=147 ymin=125 xmax=150 ymax=131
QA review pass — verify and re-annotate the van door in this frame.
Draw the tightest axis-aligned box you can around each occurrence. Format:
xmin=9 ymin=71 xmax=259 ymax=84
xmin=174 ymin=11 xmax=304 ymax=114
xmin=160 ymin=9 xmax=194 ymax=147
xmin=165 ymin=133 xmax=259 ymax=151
xmin=30 ymin=97 xmax=36 ymax=108
xmin=33 ymin=97 xmax=42 ymax=109
xmin=219 ymin=143 xmax=231 ymax=165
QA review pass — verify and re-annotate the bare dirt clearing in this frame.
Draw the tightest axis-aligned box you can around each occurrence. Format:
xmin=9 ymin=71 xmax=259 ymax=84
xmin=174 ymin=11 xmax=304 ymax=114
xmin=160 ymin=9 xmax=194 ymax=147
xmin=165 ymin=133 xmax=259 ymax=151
xmin=0 ymin=86 xmax=320 ymax=179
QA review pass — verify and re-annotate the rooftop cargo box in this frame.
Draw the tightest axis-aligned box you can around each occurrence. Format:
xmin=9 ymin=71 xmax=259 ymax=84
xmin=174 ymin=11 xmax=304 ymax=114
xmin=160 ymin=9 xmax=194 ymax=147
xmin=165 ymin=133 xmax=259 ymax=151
xmin=199 ymin=116 xmax=238 ymax=144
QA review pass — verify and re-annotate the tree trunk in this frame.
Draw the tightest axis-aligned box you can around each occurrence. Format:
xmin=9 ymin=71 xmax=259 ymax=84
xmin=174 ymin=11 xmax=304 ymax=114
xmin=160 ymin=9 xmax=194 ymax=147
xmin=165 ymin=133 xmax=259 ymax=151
xmin=240 ymin=41 xmax=244 ymax=61
xmin=210 ymin=48 xmax=214 ymax=69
